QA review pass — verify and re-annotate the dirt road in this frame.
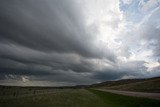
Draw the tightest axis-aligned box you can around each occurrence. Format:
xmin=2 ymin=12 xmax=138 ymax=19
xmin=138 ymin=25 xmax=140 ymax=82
xmin=97 ymin=89 xmax=160 ymax=100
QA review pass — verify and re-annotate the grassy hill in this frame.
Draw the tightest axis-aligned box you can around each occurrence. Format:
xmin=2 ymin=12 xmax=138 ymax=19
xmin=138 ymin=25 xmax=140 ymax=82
xmin=0 ymin=77 xmax=160 ymax=107
xmin=0 ymin=87 xmax=160 ymax=107
xmin=91 ymin=79 xmax=145 ymax=87
xmin=92 ymin=77 xmax=160 ymax=93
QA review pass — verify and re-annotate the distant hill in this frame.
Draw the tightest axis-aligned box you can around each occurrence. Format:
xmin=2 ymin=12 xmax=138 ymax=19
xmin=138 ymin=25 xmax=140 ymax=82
xmin=90 ymin=79 xmax=146 ymax=87
xmin=91 ymin=77 xmax=160 ymax=93
xmin=1 ymin=76 xmax=160 ymax=93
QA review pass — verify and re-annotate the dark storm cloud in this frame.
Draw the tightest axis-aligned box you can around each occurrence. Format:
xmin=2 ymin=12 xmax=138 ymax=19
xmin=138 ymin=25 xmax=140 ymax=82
xmin=0 ymin=43 xmax=95 ymax=74
xmin=0 ymin=0 xmax=86 ymax=53
xmin=0 ymin=68 xmax=51 ymax=76
xmin=0 ymin=0 xmax=118 ymax=84
xmin=92 ymin=60 xmax=148 ymax=81
xmin=1 ymin=0 xmax=158 ymax=86
xmin=92 ymin=69 xmax=126 ymax=81
xmin=0 ymin=0 xmax=116 ymax=60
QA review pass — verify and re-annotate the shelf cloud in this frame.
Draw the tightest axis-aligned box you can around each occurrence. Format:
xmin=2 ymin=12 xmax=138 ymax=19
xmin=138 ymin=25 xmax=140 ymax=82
xmin=0 ymin=0 xmax=160 ymax=86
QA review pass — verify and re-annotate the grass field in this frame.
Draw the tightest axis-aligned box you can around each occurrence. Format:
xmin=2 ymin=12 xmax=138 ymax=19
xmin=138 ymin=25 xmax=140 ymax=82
xmin=102 ymin=77 xmax=160 ymax=93
xmin=89 ymin=89 xmax=160 ymax=107
xmin=0 ymin=89 xmax=106 ymax=107
xmin=0 ymin=87 xmax=160 ymax=107
xmin=91 ymin=77 xmax=160 ymax=93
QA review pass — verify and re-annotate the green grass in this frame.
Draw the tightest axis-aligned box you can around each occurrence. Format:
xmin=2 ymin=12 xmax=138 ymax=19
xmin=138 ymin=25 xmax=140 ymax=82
xmin=89 ymin=89 xmax=160 ymax=107
xmin=0 ymin=88 xmax=160 ymax=107
xmin=103 ymin=78 xmax=160 ymax=92
xmin=0 ymin=89 xmax=107 ymax=107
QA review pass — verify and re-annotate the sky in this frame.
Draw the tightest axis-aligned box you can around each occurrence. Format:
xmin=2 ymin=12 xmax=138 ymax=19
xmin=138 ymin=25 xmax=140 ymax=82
xmin=0 ymin=0 xmax=160 ymax=86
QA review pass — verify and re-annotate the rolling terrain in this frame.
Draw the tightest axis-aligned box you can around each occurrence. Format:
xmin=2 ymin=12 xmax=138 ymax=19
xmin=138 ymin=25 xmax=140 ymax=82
xmin=91 ymin=76 xmax=160 ymax=93
xmin=0 ymin=87 xmax=160 ymax=107
xmin=0 ymin=76 xmax=160 ymax=107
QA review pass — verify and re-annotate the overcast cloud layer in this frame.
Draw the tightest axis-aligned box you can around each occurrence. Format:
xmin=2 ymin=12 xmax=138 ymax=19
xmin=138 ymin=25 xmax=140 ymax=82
xmin=0 ymin=0 xmax=160 ymax=86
